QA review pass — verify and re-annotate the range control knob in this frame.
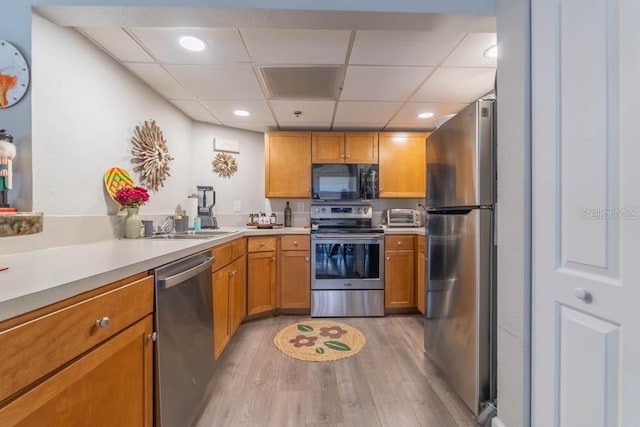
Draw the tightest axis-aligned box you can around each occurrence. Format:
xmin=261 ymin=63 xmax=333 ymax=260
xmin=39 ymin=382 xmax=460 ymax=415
xmin=321 ymin=208 xmax=327 ymax=213
xmin=357 ymin=208 xmax=362 ymax=213
xmin=363 ymin=207 xmax=369 ymax=214
xmin=314 ymin=207 xmax=320 ymax=213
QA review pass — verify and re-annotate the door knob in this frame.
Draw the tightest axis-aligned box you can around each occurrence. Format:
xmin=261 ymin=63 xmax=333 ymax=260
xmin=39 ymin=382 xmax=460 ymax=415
xmin=574 ymin=288 xmax=593 ymax=303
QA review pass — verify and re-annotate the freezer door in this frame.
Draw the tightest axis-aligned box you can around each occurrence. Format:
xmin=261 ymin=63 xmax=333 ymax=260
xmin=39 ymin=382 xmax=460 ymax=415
xmin=425 ymin=100 xmax=495 ymax=208
xmin=424 ymin=208 xmax=494 ymax=416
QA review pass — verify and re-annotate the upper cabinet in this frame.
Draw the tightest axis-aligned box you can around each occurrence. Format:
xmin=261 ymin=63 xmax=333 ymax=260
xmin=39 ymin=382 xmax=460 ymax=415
xmin=312 ymin=132 xmax=378 ymax=164
xmin=265 ymin=132 xmax=312 ymax=198
xmin=378 ymin=132 xmax=429 ymax=198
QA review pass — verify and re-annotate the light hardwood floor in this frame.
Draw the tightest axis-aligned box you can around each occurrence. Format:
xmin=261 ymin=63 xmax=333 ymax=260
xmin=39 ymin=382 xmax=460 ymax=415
xmin=196 ymin=315 xmax=476 ymax=427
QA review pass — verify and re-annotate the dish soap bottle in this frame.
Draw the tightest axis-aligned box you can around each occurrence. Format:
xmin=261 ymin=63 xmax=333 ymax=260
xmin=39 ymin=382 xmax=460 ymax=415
xmin=284 ymin=201 xmax=292 ymax=227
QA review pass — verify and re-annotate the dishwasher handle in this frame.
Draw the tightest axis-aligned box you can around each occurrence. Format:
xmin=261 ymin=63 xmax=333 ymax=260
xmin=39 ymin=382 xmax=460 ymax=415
xmin=158 ymin=256 xmax=214 ymax=289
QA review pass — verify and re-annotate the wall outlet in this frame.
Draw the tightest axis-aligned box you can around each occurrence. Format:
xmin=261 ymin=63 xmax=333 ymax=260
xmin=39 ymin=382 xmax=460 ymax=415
xmin=233 ymin=200 xmax=241 ymax=212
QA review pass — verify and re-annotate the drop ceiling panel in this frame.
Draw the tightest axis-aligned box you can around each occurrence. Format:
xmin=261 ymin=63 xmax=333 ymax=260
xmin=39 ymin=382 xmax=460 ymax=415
xmin=201 ymin=100 xmax=274 ymax=123
xmin=270 ymin=100 xmax=336 ymax=123
xmin=443 ymin=33 xmax=497 ymax=67
xmin=124 ymin=63 xmax=193 ymax=99
xmin=226 ymin=123 xmax=275 ymax=133
xmin=241 ymin=29 xmax=351 ymax=64
xmin=340 ymin=66 xmax=432 ymax=101
xmin=129 ymin=27 xmax=250 ymax=64
xmin=387 ymin=102 xmax=467 ymax=129
xmin=170 ymin=100 xmax=221 ymax=123
xmin=164 ymin=64 xmax=264 ymax=100
xmin=350 ymin=31 xmax=464 ymax=66
xmin=79 ymin=27 xmax=153 ymax=62
xmin=334 ymin=101 xmax=402 ymax=124
xmin=412 ymin=67 xmax=495 ymax=103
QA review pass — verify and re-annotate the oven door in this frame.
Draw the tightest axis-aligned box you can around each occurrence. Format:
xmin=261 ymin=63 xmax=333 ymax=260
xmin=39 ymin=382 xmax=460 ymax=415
xmin=311 ymin=233 xmax=384 ymax=290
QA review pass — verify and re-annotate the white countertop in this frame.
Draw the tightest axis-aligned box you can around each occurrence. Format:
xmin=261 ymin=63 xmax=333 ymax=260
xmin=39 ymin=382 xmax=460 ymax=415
xmin=0 ymin=225 xmax=421 ymax=322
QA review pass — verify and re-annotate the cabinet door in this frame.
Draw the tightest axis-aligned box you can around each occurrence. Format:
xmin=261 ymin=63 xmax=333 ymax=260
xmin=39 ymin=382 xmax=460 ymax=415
xmin=378 ymin=132 xmax=429 ymax=198
xmin=312 ymin=132 xmax=344 ymax=163
xmin=279 ymin=250 xmax=311 ymax=310
xmin=212 ymin=266 xmax=231 ymax=359
xmin=229 ymin=256 xmax=246 ymax=337
xmin=265 ymin=132 xmax=311 ymax=198
xmin=385 ymin=250 xmax=415 ymax=309
xmin=247 ymin=251 xmax=277 ymax=316
xmin=0 ymin=316 xmax=153 ymax=427
xmin=345 ymin=132 xmax=378 ymax=163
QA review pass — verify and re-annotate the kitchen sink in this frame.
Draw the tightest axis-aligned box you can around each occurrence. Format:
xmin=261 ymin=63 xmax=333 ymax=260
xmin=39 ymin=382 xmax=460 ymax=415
xmin=149 ymin=230 xmax=234 ymax=240
xmin=150 ymin=234 xmax=214 ymax=240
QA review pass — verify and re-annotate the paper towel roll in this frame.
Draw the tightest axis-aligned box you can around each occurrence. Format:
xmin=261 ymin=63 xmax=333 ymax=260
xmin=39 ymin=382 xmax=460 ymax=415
xmin=185 ymin=197 xmax=199 ymax=229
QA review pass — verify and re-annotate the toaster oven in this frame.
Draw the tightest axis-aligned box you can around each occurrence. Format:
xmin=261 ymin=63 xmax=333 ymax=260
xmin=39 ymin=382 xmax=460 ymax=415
xmin=386 ymin=209 xmax=421 ymax=227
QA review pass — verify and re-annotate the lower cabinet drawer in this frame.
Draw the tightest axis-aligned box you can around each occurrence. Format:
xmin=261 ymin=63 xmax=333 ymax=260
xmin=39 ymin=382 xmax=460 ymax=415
xmin=280 ymin=235 xmax=310 ymax=251
xmin=247 ymin=236 xmax=276 ymax=252
xmin=0 ymin=275 xmax=154 ymax=403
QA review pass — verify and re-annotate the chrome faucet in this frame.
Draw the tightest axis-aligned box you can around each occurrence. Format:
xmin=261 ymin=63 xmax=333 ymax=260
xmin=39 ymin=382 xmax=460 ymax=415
xmin=158 ymin=215 xmax=175 ymax=234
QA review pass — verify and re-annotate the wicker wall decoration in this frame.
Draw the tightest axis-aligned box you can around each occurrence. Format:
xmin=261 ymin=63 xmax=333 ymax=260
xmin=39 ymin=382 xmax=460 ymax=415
xmin=212 ymin=152 xmax=238 ymax=178
xmin=131 ymin=119 xmax=174 ymax=191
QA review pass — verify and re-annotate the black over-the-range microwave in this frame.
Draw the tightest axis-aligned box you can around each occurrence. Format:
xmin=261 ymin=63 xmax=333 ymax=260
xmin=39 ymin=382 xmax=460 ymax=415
xmin=311 ymin=163 xmax=379 ymax=201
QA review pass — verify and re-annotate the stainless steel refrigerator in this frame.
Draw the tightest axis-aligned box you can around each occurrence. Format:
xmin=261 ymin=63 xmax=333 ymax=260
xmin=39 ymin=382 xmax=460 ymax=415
xmin=424 ymin=99 xmax=497 ymax=419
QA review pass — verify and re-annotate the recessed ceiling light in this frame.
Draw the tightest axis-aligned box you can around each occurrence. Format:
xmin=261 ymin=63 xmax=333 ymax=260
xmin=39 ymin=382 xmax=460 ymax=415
xmin=234 ymin=110 xmax=250 ymax=117
xmin=484 ymin=44 xmax=497 ymax=59
xmin=417 ymin=112 xmax=434 ymax=119
xmin=179 ymin=36 xmax=206 ymax=52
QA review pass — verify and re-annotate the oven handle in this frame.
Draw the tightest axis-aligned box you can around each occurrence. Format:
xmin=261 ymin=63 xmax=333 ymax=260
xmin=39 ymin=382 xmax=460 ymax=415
xmin=313 ymin=233 xmax=384 ymax=240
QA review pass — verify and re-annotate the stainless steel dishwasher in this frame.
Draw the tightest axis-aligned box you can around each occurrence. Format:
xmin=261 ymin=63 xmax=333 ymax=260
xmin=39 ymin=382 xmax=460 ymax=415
xmin=154 ymin=250 xmax=215 ymax=427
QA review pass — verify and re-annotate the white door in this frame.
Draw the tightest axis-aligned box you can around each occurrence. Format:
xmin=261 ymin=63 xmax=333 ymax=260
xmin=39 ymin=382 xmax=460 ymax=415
xmin=532 ymin=0 xmax=640 ymax=426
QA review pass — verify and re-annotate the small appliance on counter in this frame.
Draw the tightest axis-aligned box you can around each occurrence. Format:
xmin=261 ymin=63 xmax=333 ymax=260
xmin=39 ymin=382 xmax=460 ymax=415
xmin=196 ymin=185 xmax=218 ymax=229
xmin=386 ymin=208 xmax=421 ymax=228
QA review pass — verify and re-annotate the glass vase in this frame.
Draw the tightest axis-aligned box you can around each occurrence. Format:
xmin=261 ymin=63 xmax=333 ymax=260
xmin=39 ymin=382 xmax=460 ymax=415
xmin=124 ymin=207 xmax=141 ymax=239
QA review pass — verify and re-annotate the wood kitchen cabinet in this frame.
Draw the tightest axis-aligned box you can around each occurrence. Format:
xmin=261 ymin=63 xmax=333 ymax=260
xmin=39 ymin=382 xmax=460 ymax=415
xmin=212 ymin=238 xmax=246 ymax=359
xmin=385 ymin=235 xmax=416 ymax=309
xmin=0 ymin=274 xmax=154 ymax=426
xmin=247 ymin=236 xmax=277 ymax=317
xmin=312 ymin=132 xmax=378 ymax=163
xmin=416 ymin=234 xmax=426 ymax=314
xmin=378 ymin=132 xmax=429 ymax=198
xmin=265 ymin=131 xmax=312 ymax=198
xmin=278 ymin=235 xmax=311 ymax=312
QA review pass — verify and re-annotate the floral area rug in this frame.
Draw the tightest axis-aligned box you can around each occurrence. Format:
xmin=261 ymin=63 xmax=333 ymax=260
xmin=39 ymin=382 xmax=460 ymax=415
xmin=273 ymin=320 xmax=366 ymax=362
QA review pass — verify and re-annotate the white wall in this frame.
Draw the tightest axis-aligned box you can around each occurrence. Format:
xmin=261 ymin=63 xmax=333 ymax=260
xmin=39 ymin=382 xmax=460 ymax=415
xmin=32 ymin=14 xmax=194 ymax=217
xmin=191 ymin=122 xmax=265 ymax=221
xmin=494 ymin=0 xmax=531 ymax=426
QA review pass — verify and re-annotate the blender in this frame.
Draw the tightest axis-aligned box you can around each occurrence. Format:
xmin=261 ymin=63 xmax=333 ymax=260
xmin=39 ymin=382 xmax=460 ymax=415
xmin=196 ymin=186 xmax=218 ymax=229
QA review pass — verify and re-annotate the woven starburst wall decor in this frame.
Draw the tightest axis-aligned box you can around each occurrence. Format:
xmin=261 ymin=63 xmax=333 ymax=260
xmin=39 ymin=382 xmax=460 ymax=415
xmin=212 ymin=152 xmax=238 ymax=178
xmin=131 ymin=119 xmax=174 ymax=191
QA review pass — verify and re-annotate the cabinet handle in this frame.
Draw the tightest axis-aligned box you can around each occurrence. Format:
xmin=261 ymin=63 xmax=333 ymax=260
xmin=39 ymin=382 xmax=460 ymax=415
xmin=147 ymin=332 xmax=157 ymax=342
xmin=397 ymin=241 xmax=402 ymax=246
xmin=380 ymin=188 xmax=384 ymax=192
xmin=260 ymin=242 xmax=265 ymax=246
xmin=272 ymin=257 xmax=276 ymax=261
xmin=305 ymin=257 xmax=309 ymax=262
xmin=386 ymin=256 xmax=390 ymax=260
xmin=95 ymin=316 xmax=110 ymax=329
xmin=293 ymin=241 xmax=298 ymax=246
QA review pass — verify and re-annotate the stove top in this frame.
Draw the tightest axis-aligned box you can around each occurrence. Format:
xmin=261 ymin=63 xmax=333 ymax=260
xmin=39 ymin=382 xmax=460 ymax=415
xmin=310 ymin=204 xmax=379 ymax=234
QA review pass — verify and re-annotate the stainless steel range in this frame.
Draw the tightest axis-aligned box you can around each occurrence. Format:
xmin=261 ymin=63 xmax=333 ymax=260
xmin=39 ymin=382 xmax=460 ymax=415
xmin=310 ymin=204 xmax=384 ymax=317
